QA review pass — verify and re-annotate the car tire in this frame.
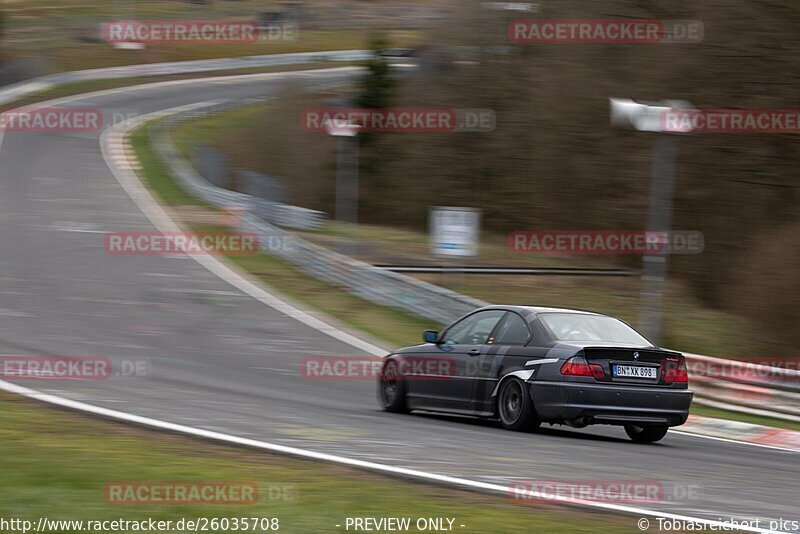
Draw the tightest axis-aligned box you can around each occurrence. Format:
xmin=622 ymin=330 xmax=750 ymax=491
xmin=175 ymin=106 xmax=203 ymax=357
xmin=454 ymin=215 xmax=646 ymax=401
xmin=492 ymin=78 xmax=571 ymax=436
xmin=624 ymin=424 xmax=669 ymax=443
xmin=497 ymin=378 xmax=541 ymax=432
xmin=378 ymin=360 xmax=409 ymax=413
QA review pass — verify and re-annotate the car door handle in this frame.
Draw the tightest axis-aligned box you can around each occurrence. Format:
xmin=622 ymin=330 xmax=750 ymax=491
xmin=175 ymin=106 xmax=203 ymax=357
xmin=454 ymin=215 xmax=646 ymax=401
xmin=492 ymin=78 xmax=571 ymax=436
xmin=468 ymin=348 xmax=480 ymax=356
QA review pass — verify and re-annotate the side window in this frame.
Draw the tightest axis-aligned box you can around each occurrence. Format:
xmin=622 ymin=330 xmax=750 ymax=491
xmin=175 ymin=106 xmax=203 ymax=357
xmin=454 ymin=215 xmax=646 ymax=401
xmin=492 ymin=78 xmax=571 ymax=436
xmin=492 ymin=313 xmax=532 ymax=345
xmin=443 ymin=310 xmax=506 ymax=345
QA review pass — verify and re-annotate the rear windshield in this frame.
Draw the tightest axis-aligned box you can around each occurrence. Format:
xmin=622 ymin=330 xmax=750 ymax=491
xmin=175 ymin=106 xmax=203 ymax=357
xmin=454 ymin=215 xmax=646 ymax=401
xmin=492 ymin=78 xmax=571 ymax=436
xmin=539 ymin=313 xmax=652 ymax=345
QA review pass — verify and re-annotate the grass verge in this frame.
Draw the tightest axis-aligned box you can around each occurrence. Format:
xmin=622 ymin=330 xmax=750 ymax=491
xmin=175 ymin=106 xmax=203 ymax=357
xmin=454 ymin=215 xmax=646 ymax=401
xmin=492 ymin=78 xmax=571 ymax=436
xmin=0 ymin=392 xmax=637 ymax=533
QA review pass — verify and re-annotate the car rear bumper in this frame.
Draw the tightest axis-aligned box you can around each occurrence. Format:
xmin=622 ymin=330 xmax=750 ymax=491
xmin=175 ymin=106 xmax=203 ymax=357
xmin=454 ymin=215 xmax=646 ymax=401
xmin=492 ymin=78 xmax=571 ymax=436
xmin=530 ymin=381 xmax=693 ymax=427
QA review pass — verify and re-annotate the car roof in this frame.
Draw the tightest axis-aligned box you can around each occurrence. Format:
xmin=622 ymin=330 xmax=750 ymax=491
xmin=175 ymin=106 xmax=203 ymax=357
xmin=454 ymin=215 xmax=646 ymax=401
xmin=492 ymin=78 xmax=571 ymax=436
xmin=479 ymin=305 xmax=603 ymax=317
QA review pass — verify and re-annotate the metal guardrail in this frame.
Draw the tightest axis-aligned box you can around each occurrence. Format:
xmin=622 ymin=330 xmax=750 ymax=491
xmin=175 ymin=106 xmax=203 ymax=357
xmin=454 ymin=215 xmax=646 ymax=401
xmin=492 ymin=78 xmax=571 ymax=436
xmin=684 ymin=353 xmax=800 ymax=420
xmin=253 ymin=199 xmax=326 ymax=230
xmin=154 ymin=100 xmax=327 ymax=230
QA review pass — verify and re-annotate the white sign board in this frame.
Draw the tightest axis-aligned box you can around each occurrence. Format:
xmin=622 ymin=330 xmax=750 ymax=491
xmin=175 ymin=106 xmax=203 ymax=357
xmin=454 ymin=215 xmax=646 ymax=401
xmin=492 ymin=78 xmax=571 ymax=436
xmin=430 ymin=207 xmax=480 ymax=257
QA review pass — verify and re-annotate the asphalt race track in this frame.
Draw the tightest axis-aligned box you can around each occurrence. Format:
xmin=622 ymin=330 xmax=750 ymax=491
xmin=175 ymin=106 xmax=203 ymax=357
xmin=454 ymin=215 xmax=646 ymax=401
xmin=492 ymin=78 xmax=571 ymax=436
xmin=0 ymin=68 xmax=797 ymax=527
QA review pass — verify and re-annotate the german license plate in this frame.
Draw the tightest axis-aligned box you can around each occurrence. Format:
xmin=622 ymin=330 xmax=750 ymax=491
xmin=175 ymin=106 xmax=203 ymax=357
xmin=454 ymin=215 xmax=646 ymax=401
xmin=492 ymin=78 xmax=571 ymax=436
xmin=613 ymin=365 xmax=658 ymax=379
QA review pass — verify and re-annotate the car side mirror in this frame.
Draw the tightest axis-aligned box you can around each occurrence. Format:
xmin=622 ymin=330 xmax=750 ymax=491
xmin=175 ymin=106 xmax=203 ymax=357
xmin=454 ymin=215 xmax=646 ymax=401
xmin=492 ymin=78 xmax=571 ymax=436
xmin=423 ymin=330 xmax=439 ymax=344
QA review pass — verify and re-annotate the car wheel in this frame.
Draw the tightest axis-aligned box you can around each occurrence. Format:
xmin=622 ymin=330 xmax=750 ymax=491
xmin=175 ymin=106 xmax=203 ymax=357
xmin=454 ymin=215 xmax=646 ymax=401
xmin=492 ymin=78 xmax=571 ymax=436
xmin=624 ymin=424 xmax=669 ymax=443
xmin=378 ymin=360 xmax=408 ymax=413
xmin=497 ymin=378 xmax=541 ymax=432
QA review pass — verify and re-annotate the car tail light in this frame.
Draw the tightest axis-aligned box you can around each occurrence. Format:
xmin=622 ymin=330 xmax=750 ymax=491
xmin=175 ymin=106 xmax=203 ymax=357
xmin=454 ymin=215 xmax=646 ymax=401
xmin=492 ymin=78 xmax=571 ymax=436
xmin=663 ymin=356 xmax=689 ymax=384
xmin=561 ymin=357 xmax=605 ymax=380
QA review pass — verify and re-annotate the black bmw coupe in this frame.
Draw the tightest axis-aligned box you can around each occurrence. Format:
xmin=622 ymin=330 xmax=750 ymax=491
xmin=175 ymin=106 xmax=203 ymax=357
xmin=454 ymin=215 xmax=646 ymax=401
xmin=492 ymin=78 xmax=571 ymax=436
xmin=378 ymin=305 xmax=692 ymax=443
